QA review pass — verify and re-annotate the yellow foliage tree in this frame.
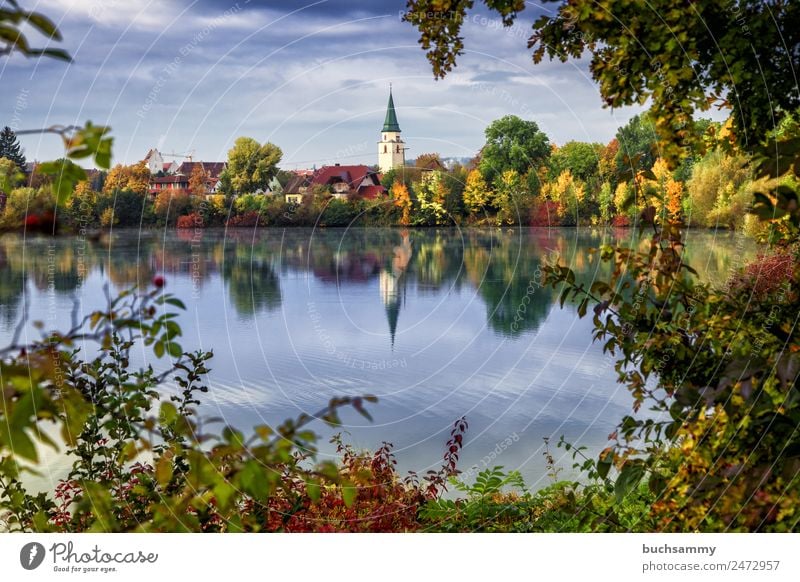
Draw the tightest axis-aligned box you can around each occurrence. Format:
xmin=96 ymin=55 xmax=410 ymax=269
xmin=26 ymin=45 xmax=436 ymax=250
xmin=103 ymin=162 xmax=150 ymax=195
xmin=542 ymin=169 xmax=585 ymax=222
xmin=665 ymin=179 xmax=684 ymax=223
xmin=462 ymin=169 xmax=491 ymax=215
xmin=643 ymin=157 xmax=685 ymax=222
xmin=391 ymin=181 xmax=412 ymax=226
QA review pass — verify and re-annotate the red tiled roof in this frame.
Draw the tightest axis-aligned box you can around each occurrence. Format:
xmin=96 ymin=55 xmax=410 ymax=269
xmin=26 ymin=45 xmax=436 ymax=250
xmin=313 ymin=165 xmax=368 ymax=189
xmin=152 ymin=175 xmax=188 ymax=184
xmin=283 ymin=165 xmax=385 ymax=198
xmin=175 ymin=161 xmax=227 ymax=179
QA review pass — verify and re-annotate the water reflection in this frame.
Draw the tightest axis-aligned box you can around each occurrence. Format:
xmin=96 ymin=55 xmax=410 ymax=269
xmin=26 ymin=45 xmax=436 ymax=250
xmin=0 ymin=228 xmax=756 ymax=487
xmin=0 ymin=227 xmax=755 ymax=341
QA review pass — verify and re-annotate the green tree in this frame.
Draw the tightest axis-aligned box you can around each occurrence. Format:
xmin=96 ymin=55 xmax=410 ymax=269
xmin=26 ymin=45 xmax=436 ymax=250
xmin=598 ymin=181 xmax=613 ymax=224
xmin=479 ymin=115 xmax=550 ymax=183
xmin=549 ymin=141 xmax=601 ymax=184
xmin=0 ymin=157 xmax=22 ymax=193
xmin=614 ymin=115 xmax=658 ymax=178
xmin=226 ymin=137 xmax=282 ymax=195
xmin=0 ymin=127 xmax=26 ymax=170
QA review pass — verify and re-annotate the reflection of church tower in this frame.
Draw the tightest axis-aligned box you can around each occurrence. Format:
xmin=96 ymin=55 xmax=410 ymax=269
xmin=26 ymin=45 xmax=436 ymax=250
xmin=378 ymin=86 xmax=405 ymax=173
xmin=379 ymin=231 xmax=412 ymax=348
xmin=380 ymin=271 xmax=402 ymax=348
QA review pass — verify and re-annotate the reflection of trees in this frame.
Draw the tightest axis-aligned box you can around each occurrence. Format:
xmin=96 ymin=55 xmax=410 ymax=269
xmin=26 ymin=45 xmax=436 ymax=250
xmin=0 ymin=229 xmax=757 ymax=334
xmin=221 ymin=246 xmax=282 ymax=316
xmin=0 ymin=239 xmax=24 ymax=325
xmin=462 ymin=230 xmax=554 ymax=337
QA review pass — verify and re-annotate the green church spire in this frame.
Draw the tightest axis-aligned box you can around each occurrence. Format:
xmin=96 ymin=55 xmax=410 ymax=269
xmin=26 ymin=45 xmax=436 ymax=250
xmin=382 ymin=87 xmax=401 ymax=133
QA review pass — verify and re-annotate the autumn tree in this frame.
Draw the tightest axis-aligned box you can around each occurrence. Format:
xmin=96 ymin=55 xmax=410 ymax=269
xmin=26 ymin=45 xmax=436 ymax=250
xmin=103 ymin=162 xmax=150 ymax=195
xmin=640 ymin=158 xmax=686 ymax=223
xmin=686 ymin=149 xmax=752 ymax=228
xmin=391 ymin=181 xmax=412 ymax=226
xmin=492 ymin=169 xmax=524 ymax=225
xmin=189 ymin=165 xmax=209 ymax=197
xmin=542 ymin=169 xmax=585 ymax=225
xmin=462 ymin=169 xmax=491 ymax=215
xmin=598 ymin=139 xmax=619 ymax=185
xmin=0 ymin=157 xmax=22 ymax=193
xmin=415 ymin=153 xmax=443 ymax=170
xmin=154 ymin=189 xmax=192 ymax=225
xmin=412 ymin=172 xmax=448 ymax=226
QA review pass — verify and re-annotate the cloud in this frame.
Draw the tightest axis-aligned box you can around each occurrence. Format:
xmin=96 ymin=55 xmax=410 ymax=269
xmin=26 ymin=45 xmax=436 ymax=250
xmin=4 ymin=0 xmax=649 ymax=166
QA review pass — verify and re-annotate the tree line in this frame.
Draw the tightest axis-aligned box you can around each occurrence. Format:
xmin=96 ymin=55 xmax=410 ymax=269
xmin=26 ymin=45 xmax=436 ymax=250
xmin=0 ymin=112 xmax=770 ymax=235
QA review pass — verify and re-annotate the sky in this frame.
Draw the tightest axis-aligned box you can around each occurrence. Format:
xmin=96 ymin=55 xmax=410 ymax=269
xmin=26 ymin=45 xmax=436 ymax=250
xmin=3 ymin=0 xmax=655 ymax=168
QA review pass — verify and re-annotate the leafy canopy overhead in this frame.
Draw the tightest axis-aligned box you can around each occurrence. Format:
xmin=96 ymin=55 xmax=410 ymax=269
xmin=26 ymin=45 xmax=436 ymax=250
xmin=0 ymin=0 xmax=71 ymax=61
xmin=404 ymin=0 xmax=800 ymax=158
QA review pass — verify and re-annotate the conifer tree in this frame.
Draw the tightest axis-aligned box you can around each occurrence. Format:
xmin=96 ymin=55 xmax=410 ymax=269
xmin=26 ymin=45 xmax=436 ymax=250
xmin=0 ymin=127 xmax=26 ymax=170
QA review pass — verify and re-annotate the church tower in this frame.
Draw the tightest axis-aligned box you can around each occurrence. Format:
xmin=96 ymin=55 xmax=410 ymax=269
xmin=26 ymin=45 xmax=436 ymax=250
xmin=378 ymin=87 xmax=405 ymax=173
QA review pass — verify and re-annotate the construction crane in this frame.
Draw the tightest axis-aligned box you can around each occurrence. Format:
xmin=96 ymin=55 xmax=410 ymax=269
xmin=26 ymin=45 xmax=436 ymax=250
xmin=161 ymin=150 xmax=195 ymax=162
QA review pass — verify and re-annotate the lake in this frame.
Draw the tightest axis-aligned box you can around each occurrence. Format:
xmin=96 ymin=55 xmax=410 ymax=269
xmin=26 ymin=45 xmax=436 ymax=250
xmin=0 ymin=227 xmax=755 ymax=489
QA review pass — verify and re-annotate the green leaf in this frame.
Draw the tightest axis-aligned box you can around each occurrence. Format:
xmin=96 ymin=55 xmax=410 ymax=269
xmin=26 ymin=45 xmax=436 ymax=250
xmin=306 ymin=479 xmax=321 ymax=502
xmin=597 ymin=451 xmax=613 ymax=480
xmin=153 ymin=340 xmax=165 ymax=358
xmin=166 ymin=341 xmax=182 ymax=358
xmin=341 ymin=480 xmax=357 ymax=508
xmin=25 ymin=12 xmax=60 ymax=39
xmin=155 ymin=455 xmax=173 ymax=487
xmin=36 ymin=159 xmax=87 ymax=206
xmin=238 ymin=460 xmax=270 ymax=500
xmin=160 ymin=401 xmax=178 ymax=425
xmin=615 ymin=462 xmax=645 ymax=503
xmin=213 ymin=482 xmax=236 ymax=512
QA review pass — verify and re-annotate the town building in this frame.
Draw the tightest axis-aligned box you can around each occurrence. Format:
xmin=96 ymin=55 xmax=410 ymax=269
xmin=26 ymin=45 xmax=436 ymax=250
xmin=148 ymin=160 xmax=227 ymax=196
xmin=378 ymin=88 xmax=405 ymax=173
xmin=283 ymin=163 xmax=384 ymax=204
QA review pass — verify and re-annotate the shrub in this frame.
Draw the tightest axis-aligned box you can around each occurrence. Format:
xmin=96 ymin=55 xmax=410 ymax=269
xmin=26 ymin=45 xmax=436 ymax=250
xmin=318 ymin=198 xmax=359 ymax=227
xmin=154 ymin=189 xmax=192 ymax=225
xmin=99 ymin=206 xmax=117 ymax=227
xmin=226 ymin=211 xmax=261 ymax=227
xmin=0 ymin=283 xmax=384 ymax=532
xmin=176 ymin=212 xmax=204 ymax=229
xmin=0 ymin=187 xmax=55 ymax=229
xmin=544 ymin=216 xmax=800 ymax=531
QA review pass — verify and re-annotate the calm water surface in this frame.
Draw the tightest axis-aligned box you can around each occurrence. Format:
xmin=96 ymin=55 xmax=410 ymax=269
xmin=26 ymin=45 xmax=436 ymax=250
xmin=0 ymin=227 xmax=755 ymax=488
